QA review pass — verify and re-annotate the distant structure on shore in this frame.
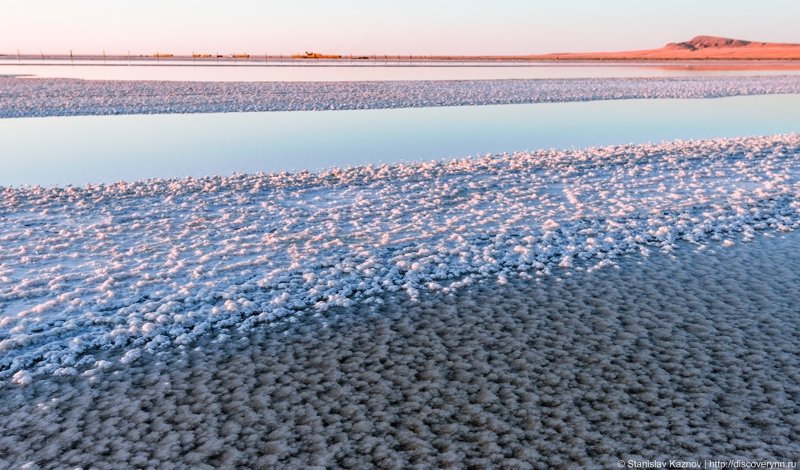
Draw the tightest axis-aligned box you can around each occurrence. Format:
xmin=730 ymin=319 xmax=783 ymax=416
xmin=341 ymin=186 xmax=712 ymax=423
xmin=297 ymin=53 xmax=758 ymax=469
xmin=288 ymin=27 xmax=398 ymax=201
xmin=291 ymin=51 xmax=343 ymax=59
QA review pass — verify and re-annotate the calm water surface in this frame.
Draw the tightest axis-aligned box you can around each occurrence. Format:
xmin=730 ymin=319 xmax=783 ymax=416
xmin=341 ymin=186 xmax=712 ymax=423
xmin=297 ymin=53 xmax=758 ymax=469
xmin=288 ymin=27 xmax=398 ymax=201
xmin=1 ymin=94 xmax=799 ymax=187
xmin=3 ymin=59 xmax=800 ymax=81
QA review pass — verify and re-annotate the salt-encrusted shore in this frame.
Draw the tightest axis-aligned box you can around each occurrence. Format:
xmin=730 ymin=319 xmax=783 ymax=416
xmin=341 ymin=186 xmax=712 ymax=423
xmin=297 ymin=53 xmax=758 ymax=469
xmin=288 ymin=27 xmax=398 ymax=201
xmin=2 ymin=134 xmax=800 ymax=383
xmin=1 ymin=231 xmax=798 ymax=468
xmin=3 ymin=75 xmax=800 ymax=118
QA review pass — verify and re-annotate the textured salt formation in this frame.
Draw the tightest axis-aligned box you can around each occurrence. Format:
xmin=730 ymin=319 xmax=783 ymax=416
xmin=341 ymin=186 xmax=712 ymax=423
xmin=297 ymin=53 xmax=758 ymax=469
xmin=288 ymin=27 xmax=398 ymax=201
xmin=0 ymin=232 xmax=798 ymax=468
xmin=2 ymin=75 xmax=800 ymax=118
xmin=2 ymin=134 xmax=800 ymax=382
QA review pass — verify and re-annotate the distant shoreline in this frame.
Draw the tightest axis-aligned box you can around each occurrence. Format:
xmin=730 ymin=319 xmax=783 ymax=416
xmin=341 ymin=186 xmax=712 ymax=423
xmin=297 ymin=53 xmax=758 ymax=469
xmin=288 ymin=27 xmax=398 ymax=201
xmin=4 ymin=54 xmax=800 ymax=63
xmin=6 ymin=35 xmax=800 ymax=62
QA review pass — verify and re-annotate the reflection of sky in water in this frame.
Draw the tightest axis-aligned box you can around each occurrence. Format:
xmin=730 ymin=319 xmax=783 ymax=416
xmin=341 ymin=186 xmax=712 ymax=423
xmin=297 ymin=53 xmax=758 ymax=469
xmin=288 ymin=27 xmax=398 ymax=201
xmin=3 ymin=60 xmax=800 ymax=81
xmin=1 ymin=94 xmax=799 ymax=187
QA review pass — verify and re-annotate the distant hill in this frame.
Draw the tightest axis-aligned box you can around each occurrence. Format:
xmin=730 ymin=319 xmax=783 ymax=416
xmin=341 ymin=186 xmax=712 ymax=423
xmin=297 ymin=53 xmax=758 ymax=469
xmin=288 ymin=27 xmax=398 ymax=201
xmin=530 ymin=35 xmax=800 ymax=60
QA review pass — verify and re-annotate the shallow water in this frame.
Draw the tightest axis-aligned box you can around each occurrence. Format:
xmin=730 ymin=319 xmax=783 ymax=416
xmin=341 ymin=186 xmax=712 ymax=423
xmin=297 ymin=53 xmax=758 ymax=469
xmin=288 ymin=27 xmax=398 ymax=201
xmin=2 ymin=94 xmax=800 ymax=187
xmin=2 ymin=232 xmax=797 ymax=468
xmin=4 ymin=59 xmax=800 ymax=81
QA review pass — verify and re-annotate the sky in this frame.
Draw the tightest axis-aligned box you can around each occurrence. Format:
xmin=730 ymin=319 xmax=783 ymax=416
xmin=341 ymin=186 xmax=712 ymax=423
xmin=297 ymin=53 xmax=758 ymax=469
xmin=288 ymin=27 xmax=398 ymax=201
xmin=2 ymin=0 xmax=800 ymax=56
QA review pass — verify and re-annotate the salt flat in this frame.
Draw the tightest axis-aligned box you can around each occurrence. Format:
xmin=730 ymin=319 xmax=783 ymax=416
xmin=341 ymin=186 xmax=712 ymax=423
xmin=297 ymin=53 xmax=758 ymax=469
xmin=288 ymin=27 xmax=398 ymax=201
xmin=1 ymin=228 xmax=797 ymax=468
xmin=3 ymin=75 xmax=800 ymax=118
xmin=2 ymin=134 xmax=800 ymax=383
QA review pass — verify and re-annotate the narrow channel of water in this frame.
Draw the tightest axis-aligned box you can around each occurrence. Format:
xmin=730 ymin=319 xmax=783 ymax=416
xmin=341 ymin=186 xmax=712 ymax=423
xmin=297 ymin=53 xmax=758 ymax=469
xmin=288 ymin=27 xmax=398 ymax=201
xmin=1 ymin=94 xmax=799 ymax=187
xmin=3 ymin=59 xmax=800 ymax=81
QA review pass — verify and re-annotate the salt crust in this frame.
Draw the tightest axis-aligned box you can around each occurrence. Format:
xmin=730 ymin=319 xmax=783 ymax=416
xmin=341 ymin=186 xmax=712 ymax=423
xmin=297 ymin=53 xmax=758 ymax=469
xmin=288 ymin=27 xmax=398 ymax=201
xmin=3 ymin=75 xmax=800 ymax=118
xmin=1 ymin=134 xmax=800 ymax=381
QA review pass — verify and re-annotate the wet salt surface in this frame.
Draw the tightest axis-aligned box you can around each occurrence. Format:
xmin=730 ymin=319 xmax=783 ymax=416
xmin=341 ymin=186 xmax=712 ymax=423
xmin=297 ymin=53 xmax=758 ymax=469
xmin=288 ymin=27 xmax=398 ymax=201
xmin=2 ymin=134 xmax=800 ymax=383
xmin=1 ymin=231 xmax=798 ymax=468
xmin=3 ymin=75 xmax=800 ymax=118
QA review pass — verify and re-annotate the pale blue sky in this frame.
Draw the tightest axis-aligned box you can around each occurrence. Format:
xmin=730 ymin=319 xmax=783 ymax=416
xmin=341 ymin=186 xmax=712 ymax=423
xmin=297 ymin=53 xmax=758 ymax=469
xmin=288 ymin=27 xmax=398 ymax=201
xmin=3 ymin=0 xmax=799 ymax=55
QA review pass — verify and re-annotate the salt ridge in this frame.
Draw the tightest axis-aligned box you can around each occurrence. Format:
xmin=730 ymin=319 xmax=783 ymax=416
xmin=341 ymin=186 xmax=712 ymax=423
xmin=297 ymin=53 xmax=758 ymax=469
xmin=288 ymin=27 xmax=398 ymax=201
xmin=3 ymin=75 xmax=800 ymax=118
xmin=1 ymin=134 xmax=800 ymax=381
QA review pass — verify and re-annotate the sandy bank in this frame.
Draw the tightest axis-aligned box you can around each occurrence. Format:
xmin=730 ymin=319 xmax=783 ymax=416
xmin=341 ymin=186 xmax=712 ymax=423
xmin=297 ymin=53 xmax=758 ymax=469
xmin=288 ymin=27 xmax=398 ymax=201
xmin=532 ymin=36 xmax=800 ymax=61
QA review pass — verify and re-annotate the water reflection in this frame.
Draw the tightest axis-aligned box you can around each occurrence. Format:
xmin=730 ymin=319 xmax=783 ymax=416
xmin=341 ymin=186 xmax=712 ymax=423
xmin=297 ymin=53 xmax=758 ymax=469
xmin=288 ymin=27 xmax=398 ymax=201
xmin=3 ymin=59 xmax=800 ymax=82
xmin=1 ymin=94 xmax=799 ymax=187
